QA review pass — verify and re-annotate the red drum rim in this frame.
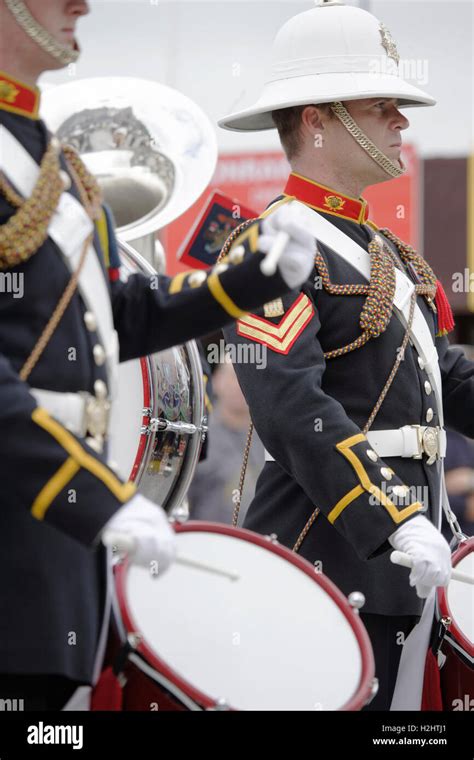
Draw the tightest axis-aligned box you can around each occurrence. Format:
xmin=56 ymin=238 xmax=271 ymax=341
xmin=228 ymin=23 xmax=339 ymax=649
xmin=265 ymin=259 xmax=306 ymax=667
xmin=115 ymin=520 xmax=375 ymax=711
xmin=129 ymin=357 xmax=152 ymax=483
xmin=438 ymin=536 xmax=474 ymax=660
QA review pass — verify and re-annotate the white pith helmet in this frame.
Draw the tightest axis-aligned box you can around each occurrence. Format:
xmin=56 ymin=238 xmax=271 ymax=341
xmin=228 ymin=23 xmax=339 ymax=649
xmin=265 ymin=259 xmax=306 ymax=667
xmin=219 ymin=0 xmax=435 ymax=133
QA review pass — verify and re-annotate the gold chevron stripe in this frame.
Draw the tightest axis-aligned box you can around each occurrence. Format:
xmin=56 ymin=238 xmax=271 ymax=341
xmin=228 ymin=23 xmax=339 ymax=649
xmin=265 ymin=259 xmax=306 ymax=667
xmin=238 ymin=294 xmax=311 ymax=339
xmin=237 ymin=302 xmax=314 ymax=352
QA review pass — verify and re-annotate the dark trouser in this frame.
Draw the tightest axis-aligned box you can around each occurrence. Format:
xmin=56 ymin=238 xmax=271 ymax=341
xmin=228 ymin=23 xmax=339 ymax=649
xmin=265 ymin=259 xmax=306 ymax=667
xmin=360 ymin=613 xmax=420 ymax=711
xmin=0 ymin=674 xmax=80 ymax=711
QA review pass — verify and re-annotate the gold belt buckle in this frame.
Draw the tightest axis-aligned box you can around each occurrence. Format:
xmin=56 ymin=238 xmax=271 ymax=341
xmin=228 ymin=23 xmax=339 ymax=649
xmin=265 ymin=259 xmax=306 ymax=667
xmin=84 ymin=380 xmax=110 ymax=453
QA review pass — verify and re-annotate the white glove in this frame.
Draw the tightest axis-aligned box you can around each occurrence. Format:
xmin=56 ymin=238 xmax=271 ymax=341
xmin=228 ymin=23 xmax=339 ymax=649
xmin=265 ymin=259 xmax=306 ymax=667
xmin=389 ymin=515 xmax=451 ymax=598
xmin=102 ymin=493 xmax=176 ymax=575
xmin=258 ymin=204 xmax=317 ymax=289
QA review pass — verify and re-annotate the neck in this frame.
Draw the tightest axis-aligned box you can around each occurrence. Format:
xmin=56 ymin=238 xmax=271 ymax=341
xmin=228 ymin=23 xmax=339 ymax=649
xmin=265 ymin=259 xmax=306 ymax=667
xmin=291 ymin=159 xmax=365 ymax=200
xmin=0 ymin=53 xmax=41 ymax=87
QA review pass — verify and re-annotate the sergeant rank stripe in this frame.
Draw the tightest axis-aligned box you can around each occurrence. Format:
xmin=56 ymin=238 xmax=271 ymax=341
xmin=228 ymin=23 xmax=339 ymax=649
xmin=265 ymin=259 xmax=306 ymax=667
xmin=237 ymin=293 xmax=314 ymax=354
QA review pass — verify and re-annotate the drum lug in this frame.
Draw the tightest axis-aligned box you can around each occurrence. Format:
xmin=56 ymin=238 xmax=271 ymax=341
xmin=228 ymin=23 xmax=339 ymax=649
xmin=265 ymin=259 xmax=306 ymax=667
xmin=207 ymin=697 xmax=231 ymax=711
xmin=265 ymin=533 xmax=279 ymax=544
xmin=143 ymin=406 xmax=153 ymax=417
xmin=169 ymin=505 xmax=189 ymax=523
xmin=127 ymin=632 xmax=143 ymax=650
xmin=364 ymin=678 xmax=379 ymax=707
xmin=348 ymin=591 xmax=366 ymax=614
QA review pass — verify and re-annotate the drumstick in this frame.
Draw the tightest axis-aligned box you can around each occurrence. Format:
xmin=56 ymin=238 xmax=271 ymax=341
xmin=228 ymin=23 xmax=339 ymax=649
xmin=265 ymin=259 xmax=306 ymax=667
xmin=104 ymin=532 xmax=239 ymax=581
xmin=260 ymin=231 xmax=290 ymax=276
xmin=175 ymin=555 xmax=239 ymax=581
xmin=390 ymin=550 xmax=474 ymax=586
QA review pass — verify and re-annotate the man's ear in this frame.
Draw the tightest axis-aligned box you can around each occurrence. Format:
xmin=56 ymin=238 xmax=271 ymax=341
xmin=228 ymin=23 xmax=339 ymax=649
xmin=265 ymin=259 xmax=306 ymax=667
xmin=300 ymin=105 xmax=326 ymax=135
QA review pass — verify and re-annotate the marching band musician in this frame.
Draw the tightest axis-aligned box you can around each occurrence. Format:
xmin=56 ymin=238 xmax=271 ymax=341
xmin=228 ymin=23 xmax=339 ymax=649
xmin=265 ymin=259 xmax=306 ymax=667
xmin=219 ymin=0 xmax=474 ymax=710
xmin=0 ymin=0 xmax=318 ymax=710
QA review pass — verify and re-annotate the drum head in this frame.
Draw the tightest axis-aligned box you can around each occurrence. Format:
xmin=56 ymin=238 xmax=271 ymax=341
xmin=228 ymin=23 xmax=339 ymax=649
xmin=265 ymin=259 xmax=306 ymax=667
xmin=117 ymin=523 xmax=374 ymax=711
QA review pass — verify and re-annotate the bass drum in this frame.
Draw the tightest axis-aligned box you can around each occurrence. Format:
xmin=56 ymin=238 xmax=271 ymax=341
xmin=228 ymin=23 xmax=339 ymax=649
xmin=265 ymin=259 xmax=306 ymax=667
xmin=108 ymin=240 xmax=206 ymax=514
xmin=112 ymin=522 xmax=377 ymax=711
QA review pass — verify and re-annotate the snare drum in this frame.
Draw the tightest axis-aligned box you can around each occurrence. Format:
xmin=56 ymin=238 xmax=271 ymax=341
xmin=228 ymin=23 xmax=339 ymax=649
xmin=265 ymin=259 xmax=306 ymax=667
xmin=108 ymin=241 xmax=206 ymax=513
xmin=111 ymin=522 xmax=376 ymax=711
xmin=437 ymin=537 xmax=474 ymax=710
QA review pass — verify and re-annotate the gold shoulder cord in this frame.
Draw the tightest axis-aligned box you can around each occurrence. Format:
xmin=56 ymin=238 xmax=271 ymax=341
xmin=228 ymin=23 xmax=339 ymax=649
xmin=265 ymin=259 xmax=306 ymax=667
xmin=0 ymin=140 xmax=102 ymax=382
xmin=223 ymin=224 xmax=435 ymax=552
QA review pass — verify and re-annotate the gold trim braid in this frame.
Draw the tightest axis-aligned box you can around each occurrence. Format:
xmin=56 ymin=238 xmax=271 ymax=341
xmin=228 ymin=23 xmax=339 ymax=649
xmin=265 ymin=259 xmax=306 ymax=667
xmin=0 ymin=140 xmax=102 ymax=270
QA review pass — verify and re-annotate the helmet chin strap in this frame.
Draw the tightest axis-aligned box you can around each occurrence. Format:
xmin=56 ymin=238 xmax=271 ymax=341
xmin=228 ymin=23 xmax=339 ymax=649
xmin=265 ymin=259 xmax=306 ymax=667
xmin=4 ymin=0 xmax=80 ymax=66
xmin=330 ymin=101 xmax=405 ymax=179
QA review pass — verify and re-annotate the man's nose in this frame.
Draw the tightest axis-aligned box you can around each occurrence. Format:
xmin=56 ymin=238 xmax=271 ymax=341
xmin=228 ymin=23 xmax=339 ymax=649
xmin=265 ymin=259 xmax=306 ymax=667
xmin=67 ymin=1 xmax=90 ymax=18
xmin=393 ymin=108 xmax=410 ymax=131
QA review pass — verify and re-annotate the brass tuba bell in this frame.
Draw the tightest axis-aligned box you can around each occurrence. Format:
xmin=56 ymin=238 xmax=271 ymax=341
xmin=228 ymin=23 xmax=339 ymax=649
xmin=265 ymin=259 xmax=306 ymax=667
xmin=41 ymin=76 xmax=218 ymax=270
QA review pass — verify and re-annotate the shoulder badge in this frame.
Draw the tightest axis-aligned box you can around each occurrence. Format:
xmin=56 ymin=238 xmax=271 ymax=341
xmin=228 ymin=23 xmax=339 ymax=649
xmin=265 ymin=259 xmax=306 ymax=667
xmin=264 ymin=298 xmax=285 ymax=318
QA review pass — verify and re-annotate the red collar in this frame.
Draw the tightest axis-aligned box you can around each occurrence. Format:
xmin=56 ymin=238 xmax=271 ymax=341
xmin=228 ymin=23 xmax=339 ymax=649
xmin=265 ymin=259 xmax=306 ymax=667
xmin=283 ymin=172 xmax=369 ymax=224
xmin=0 ymin=71 xmax=40 ymax=119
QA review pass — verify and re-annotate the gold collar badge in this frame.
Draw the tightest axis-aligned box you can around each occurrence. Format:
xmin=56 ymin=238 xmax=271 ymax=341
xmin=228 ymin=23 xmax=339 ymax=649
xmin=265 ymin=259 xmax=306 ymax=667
xmin=324 ymin=194 xmax=346 ymax=212
xmin=0 ymin=80 xmax=20 ymax=104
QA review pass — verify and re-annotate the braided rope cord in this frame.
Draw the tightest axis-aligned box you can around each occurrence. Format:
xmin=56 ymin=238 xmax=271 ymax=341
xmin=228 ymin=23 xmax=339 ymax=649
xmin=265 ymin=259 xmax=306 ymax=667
xmin=0 ymin=140 xmax=102 ymax=381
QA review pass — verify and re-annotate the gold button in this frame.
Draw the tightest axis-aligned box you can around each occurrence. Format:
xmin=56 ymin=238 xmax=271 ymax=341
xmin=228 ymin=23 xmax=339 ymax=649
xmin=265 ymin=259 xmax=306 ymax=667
xmin=424 ymin=381 xmax=432 ymax=395
xmin=366 ymin=449 xmax=378 ymax=462
xmin=229 ymin=245 xmax=245 ymax=264
xmin=84 ymin=311 xmax=97 ymax=332
xmin=418 ymin=356 xmax=425 ymax=370
xmin=93 ymin=344 xmax=106 ymax=366
xmin=213 ymin=263 xmax=229 ymax=275
xmin=393 ymin=485 xmax=410 ymax=498
xmin=380 ymin=467 xmax=393 ymax=480
xmin=60 ymin=170 xmax=71 ymax=190
xmin=94 ymin=379 xmax=107 ymax=398
xmin=188 ymin=271 xmax=207 ymax=288
xmin=426 ymin=408 xmax=434 ymax=423
xmin=50 ymin=136 xmax=61 ymax=152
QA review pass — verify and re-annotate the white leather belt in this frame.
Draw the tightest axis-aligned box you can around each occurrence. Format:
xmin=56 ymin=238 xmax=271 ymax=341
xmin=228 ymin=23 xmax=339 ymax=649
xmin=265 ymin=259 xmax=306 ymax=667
xmin=366 ymin=425 xmax=446 ymax=463
xmin=264 ymin=425 xmax=446 ymax=465
xmin=31 ymin=387 xmax=110 ymax=451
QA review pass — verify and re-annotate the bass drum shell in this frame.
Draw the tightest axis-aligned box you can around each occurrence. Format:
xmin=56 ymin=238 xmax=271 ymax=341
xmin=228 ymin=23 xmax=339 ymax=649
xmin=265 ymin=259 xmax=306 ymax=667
xmin=437 ymin=536 xmax=474 ymax=710
xmin=108 ymin=240 xmax=205 ymax=513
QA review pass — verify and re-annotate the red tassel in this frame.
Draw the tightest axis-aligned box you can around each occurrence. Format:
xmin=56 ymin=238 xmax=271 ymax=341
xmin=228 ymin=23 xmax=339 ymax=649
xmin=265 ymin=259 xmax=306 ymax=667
xmin=108 ymin=267 xmax=121 ymax=282
xmin=421 ymin=649 xmax=443 ymax=711
xmin=91 ymin=666 xmax=123 ymax=711
xmin=434 ymin=279 xmax=455 ymax=337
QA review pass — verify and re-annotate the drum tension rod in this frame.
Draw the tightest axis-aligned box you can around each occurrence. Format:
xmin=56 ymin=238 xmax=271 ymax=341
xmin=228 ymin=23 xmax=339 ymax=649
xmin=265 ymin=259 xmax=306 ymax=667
xmin=147 ymin=417 xmax=208 ymax=436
